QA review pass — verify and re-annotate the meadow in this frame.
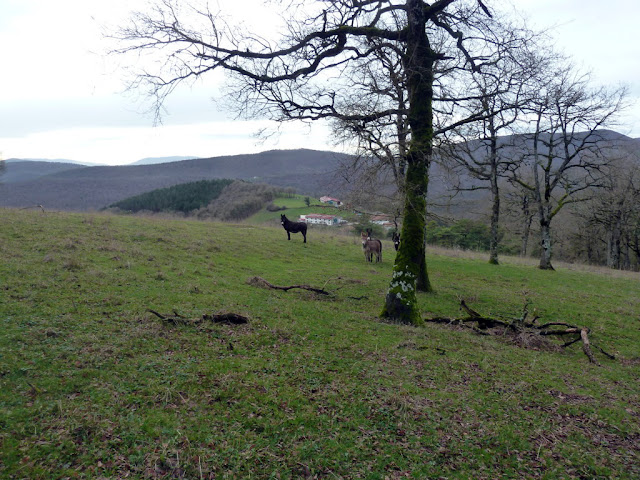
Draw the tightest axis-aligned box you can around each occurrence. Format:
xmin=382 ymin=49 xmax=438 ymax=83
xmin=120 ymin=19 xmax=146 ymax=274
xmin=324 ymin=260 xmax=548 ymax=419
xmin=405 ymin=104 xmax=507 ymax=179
xmin=1 ymin=208 xmax=638 ymax=479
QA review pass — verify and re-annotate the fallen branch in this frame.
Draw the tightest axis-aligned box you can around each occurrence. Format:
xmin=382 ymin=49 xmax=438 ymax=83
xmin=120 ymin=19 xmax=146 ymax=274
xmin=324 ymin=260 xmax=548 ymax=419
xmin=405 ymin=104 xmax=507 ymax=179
xmin=536 ymin=321 xmax=580 ymax=330
xmin=592 ymin=343 xmax=616 ymax=360
xmin=459 ymin=299 xmax=509 ymax=329
xmin=580 ymin=328 xmax=599 ymax=365
xmin=148 ymin=309 xmax=249 ymax=326
xmin=424 ymin=300 xmax=613 ymax=365
xmin=148 ymin=309 xmax=194 ymax=326
xmin=561 ymin=336 xmax=582 ymax=348
xmin=201 ymin=313 xmax=249 ymax=325
xmin=247 ymin=276 xmax=331 ymax=296
xmin=20 ymin=204 xmax=45 ymax=213
xmin=539 ymin=328 xmax=582 ymax=336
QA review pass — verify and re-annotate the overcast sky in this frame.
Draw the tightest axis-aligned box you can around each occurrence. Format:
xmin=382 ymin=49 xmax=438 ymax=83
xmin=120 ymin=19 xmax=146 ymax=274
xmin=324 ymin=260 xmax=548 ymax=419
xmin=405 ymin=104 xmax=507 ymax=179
xmin=1 ymin=0 xmax=638 ymax=165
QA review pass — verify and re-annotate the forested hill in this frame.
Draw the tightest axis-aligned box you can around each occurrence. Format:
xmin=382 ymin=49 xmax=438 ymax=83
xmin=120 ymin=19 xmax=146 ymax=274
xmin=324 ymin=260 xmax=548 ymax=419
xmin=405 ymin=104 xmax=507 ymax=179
xmin=108 ymin=179 xmax=234 ymax=214
xmin=0 ymin=149 xmax=351 ymax=211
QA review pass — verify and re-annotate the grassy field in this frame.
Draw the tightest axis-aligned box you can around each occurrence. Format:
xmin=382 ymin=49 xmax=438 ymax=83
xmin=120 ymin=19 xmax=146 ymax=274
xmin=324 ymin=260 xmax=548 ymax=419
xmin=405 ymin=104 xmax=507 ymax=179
xmin=1 ymin=208 xmax=639 ymax=479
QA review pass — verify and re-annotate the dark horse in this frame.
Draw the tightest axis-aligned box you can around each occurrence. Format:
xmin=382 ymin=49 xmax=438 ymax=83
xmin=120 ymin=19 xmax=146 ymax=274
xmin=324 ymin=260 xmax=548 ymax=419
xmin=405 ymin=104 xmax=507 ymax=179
xmin=392 ymin=232 xmax=401 ymax=251
xmin=281 ymin=214 xmax=307 ymax=243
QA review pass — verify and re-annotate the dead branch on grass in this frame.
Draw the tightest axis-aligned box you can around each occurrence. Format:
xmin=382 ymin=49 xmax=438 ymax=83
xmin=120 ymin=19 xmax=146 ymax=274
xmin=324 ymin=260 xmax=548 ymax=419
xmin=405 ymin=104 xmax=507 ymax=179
xmin=148 ymin=309 xmax=249 ymax=326
xmin=425 ymin=300 xmax=615 ymax=365
xmin=20 ymin=204 xmax=45 ymax=213
xmin=246 ymin=276 xmax=331 ymax=296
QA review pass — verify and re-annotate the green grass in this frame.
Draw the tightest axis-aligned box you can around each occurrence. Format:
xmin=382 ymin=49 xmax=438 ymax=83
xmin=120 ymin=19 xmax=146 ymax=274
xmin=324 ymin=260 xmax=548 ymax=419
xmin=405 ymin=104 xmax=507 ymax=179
xmin=1 ymin=208 xmax=639 ymax=479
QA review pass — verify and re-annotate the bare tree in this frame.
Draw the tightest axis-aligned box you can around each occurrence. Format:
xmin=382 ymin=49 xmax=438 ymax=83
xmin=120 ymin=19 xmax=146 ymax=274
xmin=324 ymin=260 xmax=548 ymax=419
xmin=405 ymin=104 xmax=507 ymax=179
xmin=576 ymin=150 xmax=640 ymax=269
xmin=509 ymin=59 xmax=627 ymax=270
xmin=112 ymin=0 xmax=522 ymax=324
xmin=438 ymin=25 xmax=542 ymax=265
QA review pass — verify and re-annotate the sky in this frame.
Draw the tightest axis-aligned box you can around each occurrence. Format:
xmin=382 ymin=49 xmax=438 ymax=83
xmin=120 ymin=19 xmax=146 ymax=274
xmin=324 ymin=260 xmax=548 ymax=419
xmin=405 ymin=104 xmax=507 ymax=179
xmin=1 ymin=0 xmax=638 ymax=166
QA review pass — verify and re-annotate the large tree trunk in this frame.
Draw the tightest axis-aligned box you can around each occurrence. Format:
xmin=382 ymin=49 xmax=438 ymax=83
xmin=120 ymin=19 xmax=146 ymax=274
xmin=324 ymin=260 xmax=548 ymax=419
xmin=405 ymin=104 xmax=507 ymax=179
xmin=539 ymin=219 xmax=554 ymax=270
xmin=382 ymin=0 xmax=433 ymax=325
xmin=533 ymin=129 xmax=554 ymax=271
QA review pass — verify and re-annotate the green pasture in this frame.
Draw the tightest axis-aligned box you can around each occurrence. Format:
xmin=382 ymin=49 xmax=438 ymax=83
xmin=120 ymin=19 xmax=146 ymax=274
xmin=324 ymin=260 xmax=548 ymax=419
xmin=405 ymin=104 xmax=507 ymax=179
xmin=1 ymin=208 xmax=638 ymax=479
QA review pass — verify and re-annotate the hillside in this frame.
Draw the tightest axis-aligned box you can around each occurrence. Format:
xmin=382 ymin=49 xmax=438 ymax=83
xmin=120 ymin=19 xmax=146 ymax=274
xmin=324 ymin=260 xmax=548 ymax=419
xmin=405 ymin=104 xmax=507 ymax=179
xmin=0 ymin=149 xmax=352 ymax=211
xmin=1 ymin=160 xmax=87 ymax=184
xmin=128 ymin=156 xmax=202 ymax=165
xmin=1 ymin=208 xmax=639 ymax=478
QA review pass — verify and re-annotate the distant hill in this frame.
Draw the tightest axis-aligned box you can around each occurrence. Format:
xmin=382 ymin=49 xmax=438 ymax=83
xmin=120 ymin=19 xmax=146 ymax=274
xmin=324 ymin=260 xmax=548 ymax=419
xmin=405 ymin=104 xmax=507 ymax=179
xmin=128 ymin=156 xmax=201 ymax=165
xmin=0 ymin=149 xmax=352 ymax=211
xmin=1 ymin=161 xmax=87 ymax=184
xmin=5 ymin=158 xmax=89 ymax=165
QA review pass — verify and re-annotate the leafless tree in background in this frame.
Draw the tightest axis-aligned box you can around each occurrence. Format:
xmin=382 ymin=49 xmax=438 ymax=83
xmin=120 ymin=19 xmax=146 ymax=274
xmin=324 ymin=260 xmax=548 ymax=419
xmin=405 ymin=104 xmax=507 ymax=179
xmin=508 ymin=59 xmax=628 ymax=270
xmin=438 ymin=24 xmax=543 ymax=265
xmin=573 ymin=149 xmax=640 ymax=269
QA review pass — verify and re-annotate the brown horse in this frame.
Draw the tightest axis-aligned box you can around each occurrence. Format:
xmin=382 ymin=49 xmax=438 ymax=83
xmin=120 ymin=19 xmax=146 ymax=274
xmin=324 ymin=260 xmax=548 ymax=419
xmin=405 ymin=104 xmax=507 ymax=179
xmin=361 ymin=231 xmax=382 ymax=263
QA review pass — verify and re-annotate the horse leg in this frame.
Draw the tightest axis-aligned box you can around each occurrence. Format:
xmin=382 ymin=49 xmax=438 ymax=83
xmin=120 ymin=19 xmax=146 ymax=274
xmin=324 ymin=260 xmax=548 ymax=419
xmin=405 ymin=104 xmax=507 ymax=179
xmin=287 ymin=231 xmax=291 ymax=240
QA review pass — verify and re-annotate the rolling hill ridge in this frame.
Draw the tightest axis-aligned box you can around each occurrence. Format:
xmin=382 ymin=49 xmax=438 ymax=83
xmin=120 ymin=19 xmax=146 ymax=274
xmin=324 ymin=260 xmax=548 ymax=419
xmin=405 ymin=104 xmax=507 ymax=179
xmin=0 ymin=149 xmax=351 ymax=211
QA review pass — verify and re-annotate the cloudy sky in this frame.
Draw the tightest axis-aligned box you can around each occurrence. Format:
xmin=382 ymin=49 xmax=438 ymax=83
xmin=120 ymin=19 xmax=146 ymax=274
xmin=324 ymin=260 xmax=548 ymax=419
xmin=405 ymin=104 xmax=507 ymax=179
xmin=1 ymin=0 xmax=638 ymax=165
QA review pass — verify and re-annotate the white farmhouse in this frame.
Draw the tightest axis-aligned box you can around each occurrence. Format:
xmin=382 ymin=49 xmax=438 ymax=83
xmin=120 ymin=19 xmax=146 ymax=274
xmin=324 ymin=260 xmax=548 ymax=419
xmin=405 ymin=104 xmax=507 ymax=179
xmin=299 ymin=214 xmax=344 ymax=226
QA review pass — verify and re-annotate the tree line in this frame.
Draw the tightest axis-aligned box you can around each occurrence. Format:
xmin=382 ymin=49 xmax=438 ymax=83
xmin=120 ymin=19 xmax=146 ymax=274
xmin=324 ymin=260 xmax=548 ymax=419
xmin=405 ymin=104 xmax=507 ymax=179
xmin=429 ymin=131 xmax=640 ymax=270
